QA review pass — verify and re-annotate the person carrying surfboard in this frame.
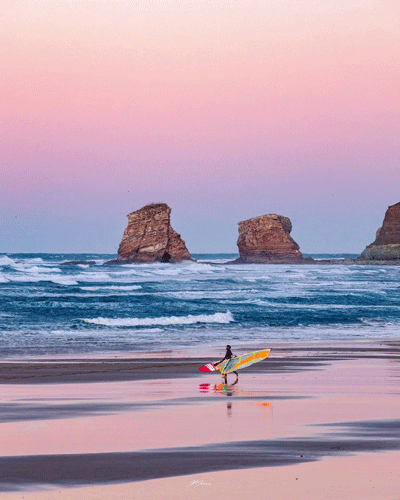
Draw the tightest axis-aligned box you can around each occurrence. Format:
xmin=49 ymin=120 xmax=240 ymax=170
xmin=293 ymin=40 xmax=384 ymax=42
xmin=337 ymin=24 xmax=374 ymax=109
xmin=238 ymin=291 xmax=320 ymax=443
xmin=216 ymin=345 xmax=239 ymax=382
xmin=199 ymin=348 xmax=270 ymax=376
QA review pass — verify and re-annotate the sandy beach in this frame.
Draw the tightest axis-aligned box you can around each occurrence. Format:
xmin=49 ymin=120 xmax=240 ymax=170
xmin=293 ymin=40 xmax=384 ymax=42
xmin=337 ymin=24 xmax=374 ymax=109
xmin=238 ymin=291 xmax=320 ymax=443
xmin=1 ymin=340 xmax=400 ymax=499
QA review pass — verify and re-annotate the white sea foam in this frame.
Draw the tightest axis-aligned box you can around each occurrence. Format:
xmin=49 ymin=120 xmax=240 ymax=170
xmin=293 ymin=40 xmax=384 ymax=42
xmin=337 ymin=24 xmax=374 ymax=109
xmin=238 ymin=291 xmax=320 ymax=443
xmin=245 ymin=299 xmax=400 ymax=310
xmin=78 ymin=272 xmax=112 ymax=282
xmin=6 ymin=273 xmax=76 ymax=284
xmin=24 ymin=258 xmax=44 ymax=264
xmin=8 ymin=274 xmax=55 ymax=283
xmin=80 ymin=285 xmax=142 ymax=291
xmin=20 ymin=265 xmax=62 ymax=274
xmin=83 ymin=310 xmax=234 ymax=327
xmin=164 ymin=289 xmax=259 ymax=300
xmin=51 ymin=277 xmax=79 ymax=286
xmin=0 ymin=274 xmax=9 ymax=283
xmin=0 ymin=256 xmax=17 ymax=267
xmin=108 ymin=261 xmax=216 ymax=278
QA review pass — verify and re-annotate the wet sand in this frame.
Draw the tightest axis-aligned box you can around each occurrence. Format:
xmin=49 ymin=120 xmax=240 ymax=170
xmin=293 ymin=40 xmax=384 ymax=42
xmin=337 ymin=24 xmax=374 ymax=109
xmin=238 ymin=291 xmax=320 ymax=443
xmin=1 ymin=340 xmax=400 ymax=498
xmin=1 ymin=340 xmax=398 ymax=384
xmin=5 ymin=453 xmax=400 ymax=500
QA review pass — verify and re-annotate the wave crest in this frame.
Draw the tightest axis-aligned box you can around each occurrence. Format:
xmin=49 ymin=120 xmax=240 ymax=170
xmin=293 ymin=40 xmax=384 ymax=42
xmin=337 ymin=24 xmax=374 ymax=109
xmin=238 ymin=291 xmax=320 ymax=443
xmin=83 ymin=311 xmax=234 ymax=327
xmin=0 ymin=256 xmax=17 ymax=267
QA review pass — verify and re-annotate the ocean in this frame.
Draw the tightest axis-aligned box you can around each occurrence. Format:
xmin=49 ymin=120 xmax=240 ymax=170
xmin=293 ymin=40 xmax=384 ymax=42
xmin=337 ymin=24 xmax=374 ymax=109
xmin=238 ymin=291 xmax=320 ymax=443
xmin=0 ymin=253 xmax=399 ymax=359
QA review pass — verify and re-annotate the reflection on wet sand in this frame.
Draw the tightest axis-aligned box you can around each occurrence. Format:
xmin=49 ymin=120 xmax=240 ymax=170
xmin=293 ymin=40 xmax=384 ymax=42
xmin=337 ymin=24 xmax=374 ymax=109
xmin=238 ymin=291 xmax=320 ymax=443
xmin=199 ymin=382 xmax=272 ymax=417
xmin=199 ymin=381 xmax=272 ymax=399
xmin=213 ymin=381 xmax=239 ymax=395
xmin=214 ymin=381 xmax=238 ymax=417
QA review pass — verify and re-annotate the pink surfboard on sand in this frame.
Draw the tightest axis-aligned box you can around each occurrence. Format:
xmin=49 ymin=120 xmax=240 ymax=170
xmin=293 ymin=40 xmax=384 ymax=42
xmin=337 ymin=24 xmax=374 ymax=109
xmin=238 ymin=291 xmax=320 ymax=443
xmin=198 ymin=362 xmax=218 ymax=372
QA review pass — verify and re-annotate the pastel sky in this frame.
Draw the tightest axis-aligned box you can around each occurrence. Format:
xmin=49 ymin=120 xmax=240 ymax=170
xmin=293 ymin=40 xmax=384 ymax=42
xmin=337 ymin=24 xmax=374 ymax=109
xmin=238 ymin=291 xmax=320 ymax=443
xmin=1 ymin=0 xmax=399 ymax=253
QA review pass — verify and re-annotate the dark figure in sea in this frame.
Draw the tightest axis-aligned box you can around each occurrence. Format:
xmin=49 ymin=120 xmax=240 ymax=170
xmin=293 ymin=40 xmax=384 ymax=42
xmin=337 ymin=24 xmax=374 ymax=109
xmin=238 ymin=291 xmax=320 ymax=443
xmin=216 ymin=344 xmax=239 ymax=383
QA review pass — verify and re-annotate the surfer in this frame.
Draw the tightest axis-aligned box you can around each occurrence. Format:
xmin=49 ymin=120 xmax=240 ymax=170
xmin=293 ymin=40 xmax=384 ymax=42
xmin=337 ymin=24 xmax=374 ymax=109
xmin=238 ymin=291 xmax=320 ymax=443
xmin=216 ymin=345 xmax=239 ymax=382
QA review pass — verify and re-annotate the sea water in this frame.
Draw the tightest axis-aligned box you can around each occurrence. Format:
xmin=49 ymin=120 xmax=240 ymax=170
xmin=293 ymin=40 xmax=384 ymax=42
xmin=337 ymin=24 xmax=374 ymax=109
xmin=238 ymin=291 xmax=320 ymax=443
xmin=0 ymin=253 xmax=399 ymax=358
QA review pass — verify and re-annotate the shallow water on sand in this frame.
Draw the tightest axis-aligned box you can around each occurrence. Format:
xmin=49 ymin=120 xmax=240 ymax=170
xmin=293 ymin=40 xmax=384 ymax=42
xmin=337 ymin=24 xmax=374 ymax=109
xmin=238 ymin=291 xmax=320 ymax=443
xmin=1 ymin=356 xmax=399 ymax=458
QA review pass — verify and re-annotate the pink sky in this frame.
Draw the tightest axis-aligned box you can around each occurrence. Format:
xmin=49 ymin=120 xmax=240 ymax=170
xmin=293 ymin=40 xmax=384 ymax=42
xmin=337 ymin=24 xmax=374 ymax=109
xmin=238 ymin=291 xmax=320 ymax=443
xmin=1 ymin=0 xmax=399 ymax=253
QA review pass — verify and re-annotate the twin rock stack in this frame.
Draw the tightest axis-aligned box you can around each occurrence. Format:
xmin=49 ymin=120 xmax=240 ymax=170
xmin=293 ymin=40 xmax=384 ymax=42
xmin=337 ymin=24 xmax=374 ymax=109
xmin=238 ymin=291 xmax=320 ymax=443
xmin=109 ymin=201 xmax=400 ymax=264
xmin=110 ymin=203 xmax=305 ymax=264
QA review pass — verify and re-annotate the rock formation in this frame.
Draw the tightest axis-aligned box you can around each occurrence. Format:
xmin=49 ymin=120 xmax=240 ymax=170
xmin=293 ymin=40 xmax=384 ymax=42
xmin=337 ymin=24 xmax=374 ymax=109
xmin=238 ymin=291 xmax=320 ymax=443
xmin=112 ymin=203 xmax=191 ymax=264
xmin=235 ymin=214 xmax=304 ymax=263
xmin=359 ymin=202 xmax=400 ymax=261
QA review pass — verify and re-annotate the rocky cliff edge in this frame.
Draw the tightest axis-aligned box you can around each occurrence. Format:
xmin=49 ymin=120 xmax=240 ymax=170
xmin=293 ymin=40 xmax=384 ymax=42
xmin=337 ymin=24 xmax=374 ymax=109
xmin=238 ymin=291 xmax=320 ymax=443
xmin=358 ymin=202 xmax=400 ymax=262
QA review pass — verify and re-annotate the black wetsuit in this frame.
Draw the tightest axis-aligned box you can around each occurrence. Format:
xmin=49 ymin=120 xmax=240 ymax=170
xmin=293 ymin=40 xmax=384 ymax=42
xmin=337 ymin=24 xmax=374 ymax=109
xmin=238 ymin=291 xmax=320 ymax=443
xmin=217 ymin=346 xmax=234 ymax=366
xmin=217 ymin=346 xmax=239 ymax=378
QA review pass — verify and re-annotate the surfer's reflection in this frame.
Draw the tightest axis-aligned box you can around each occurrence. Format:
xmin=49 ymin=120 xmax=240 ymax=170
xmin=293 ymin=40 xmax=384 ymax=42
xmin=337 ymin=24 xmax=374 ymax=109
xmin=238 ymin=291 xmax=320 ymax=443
xmin=214 ymin=380 xmax=239 ymax=396
xmin=198 ymin=381 xmax=239 ymax=396
xmin=198 ymin=382 xmax=238 ymax=416
xmin=198 ymin=382 xmax=271 ymax=417
xmin=213 ymin=383 xmax=238 ymax=417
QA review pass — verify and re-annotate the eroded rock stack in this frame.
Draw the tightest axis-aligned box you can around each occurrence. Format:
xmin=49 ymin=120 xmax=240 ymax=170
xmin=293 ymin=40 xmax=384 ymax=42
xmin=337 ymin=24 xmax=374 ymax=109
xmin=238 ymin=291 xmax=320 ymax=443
xmin=236 ymin=214 xmax=304 ymax=263
xmin=114 ymin=203 xmax=191 ymax=263
xmin=359 ymin=202 xmax=400 ymax=261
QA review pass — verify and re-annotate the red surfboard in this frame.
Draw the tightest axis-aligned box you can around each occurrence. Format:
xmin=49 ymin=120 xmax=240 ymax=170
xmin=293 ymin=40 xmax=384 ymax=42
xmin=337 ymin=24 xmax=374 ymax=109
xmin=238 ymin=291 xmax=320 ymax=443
xmin=198 ymin=362 xmax=218 ymax=372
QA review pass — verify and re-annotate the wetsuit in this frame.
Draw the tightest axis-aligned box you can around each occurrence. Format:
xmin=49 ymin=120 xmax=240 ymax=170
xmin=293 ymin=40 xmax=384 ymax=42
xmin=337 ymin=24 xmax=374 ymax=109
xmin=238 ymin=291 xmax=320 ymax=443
xmin=217 ymin=346 xmax=238 ymax=378
xmin=216 ymin=346 xmax=234 ymax=366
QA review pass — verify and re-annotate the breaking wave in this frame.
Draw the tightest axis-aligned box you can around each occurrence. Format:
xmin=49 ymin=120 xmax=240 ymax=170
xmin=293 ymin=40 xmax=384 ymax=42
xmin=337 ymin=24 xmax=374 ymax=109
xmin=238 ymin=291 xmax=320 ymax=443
xmin=83 ymin=311 xmax=234 ymax=327
xmin=0 ymin=256 xmax=17 ymax=267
